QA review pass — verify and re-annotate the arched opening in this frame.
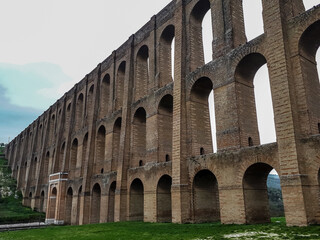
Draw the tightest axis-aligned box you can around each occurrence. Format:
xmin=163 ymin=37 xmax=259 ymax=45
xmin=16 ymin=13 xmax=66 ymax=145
xmin=243 ymin=0 xmax=264 ymax=41
xmin=159 ymin=25 xmax=175 ymax=87
xmin=49 ymin=187 xmax=57 ymax=219
xmin=132 ymin=108 xmax=146 ymax=167
xmin=65 ymin=102 xmax=72 ymax=131
xmin=157 ymin=175 xmax=172 ymax=222
xmin=139 ymin=160 xmax=143 ymax=167
xmin=303 ymin=0 xmax=320 ymax=11
xmin=235 ymin=53 xmax=276 ymax=146
xmin=100 ymin=74 xmax=110 ymax=118
xmin=95 ymin=126 xmax=106 ymax=174
xmin=158 ymin=94 xmax=173 ymax=163
xmin=192 ymin=170 xmax=220 ymax=223
xmin=135 ymin=45 xmax=149 ymax=100
xmin=299 ymin=20 xmax=320 ymax=135
xmin=189 ymin=0 xmax=211 ymax=71
xmin=42 ymin=151 xmax=50 ymax=184
xmin=31 ymin=157 xmax=37 ymax=186
xmin=129 ymin=179 xmax=144 ymax=221
xmin=69 ymin=138 xmax=78 ymax=178
xmin=75 ymin=93 xmax=84 ymax=130
xmin=243 ymin=163 xmax=284 ymax=223
xmin=65 ymin=187 xmax=73 ymax=225
xmin=29 ymin=192 xmax=32 ymax=198
xmin=202 ymin=4 xmax=212 ymax=64
xmin=112 ymin=118 xmax=121 ymax=171
xmin=108 ymin=181 xmax=116 ymax=222
xmin=116 ymin=61 xmax=126 ymax=110
xmin=81 ymin=133 xmax=88 ymax=177
xmin=190 ymin=77 xmax=215 ymax=155
xmin=48 ymin=114 xmax=55 ymax=144
xmin=90 ymin=183 xmax=101 ymax=224
xmin=55 ymin=142 xmax=65 ymax=173
xmin=87 ymin=85 xmax=95 ymax=121
xmin=76 ymin=186 xmax=82 ymax=225
xmin=40 ymin=191 xmax=45 ymax=212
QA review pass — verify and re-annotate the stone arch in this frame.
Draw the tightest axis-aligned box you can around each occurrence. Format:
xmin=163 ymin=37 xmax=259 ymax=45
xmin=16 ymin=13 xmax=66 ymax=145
xmin=235 ymin=52 xmax=275 ymax=146
xmin=190 ymin=77 xmax=214 ymax=155
xmin=76 ymin=185 xmax=82 ymax=225
xmin=189 ymin=0 xmax=211 ymax=71
xmin=192 ymin=169 xmax=220 ymax=223
xmin=75 ymin=93 xmax=84 ymax=130
xmin=243 ymin=162 xmax=282 ymax=224
xmin=116 ymin=61 xmax=126 ymax=110
xmin=100 ymin=74 xmax=111 ymax=118
xmin=48 ymin=187 xmax=57 ymax=220
xmin=65 ymin=101 xmax=72 ymax=131
xmin=135 ymin=45 xmax=149 ymax=100
xmin=112 ymin=118 xmax=121 ymax=171
xmin=95 ymin=125 xmax=106 ymax=174
xmin=108 ymin=181 xmax=116 ymax=222
xmin=87 ymin=84 xmax=95 ymax=120
xmin=157 ymin=175 xmax=172 ymax=222
xmin=42 ymin=151 xmax=50 ymax=184
xmin=40 ymin=190 xmax=45 ymax=212
xmin=129 ymin=178 xmax=144 ymax=221
xmin=81 ymin=133 xmax=89 ymax=177
xmin=69 ymin=138 xmax=78 ymax=178
xmin=158 ymin=94 xmax=173 ymax=163
xmin=298 ymin=20 xmax=320 ymax=135
xmin=54 ymin=141 xmax=65 ymax=173
xmin=90 ymin=183 xmax=101 ymax=224
xmin=65 ymin=187 xmax=73 ymax=225
xmin=30 ymin=157 xmax=37 ymax=186
xmin=131 ymin=107 xmax=147 ymax=167
xmin=159 ymin=24 xmax=175 ymax=87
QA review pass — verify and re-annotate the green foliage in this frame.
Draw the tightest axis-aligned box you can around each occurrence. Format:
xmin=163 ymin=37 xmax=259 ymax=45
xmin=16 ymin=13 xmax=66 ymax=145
xmin=0 ymin=157 xmax=45 ymax=224
xmin=0 ymin=219 xmax=319 ymax=240
xmin=268 ymin=187 xmax=284 ymax=217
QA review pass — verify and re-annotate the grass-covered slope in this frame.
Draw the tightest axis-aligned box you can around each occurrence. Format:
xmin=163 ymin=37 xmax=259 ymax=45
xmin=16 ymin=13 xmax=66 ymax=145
xmin=0 ymin=156 xmax=45 ymax=224
xmin=0 ymin=218 xmax=319 ymax=240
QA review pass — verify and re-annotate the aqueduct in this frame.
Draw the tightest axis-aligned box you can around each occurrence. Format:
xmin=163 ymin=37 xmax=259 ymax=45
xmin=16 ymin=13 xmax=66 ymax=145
xmin=4 ymin=0 xmax=320 ymax=226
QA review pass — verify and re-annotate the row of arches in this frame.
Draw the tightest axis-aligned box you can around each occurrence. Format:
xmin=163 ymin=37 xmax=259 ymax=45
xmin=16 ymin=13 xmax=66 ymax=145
xmin=47 ymin=161 xmax=315 ymax=224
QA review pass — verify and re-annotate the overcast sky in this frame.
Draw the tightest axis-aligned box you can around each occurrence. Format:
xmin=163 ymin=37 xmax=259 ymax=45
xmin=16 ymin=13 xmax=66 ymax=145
xmin=0 ymin=0 xmax=319 ymax=144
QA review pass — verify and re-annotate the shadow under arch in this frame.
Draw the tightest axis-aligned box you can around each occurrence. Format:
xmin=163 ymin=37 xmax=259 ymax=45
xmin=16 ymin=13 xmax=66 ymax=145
xmin=192 ymin=169 xmax=220 ymax=223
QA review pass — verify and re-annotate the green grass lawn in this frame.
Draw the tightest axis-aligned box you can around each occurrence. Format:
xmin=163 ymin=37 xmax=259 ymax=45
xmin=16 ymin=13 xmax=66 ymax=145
xmin=0 ymin=157 xmax=45 ymax=224
xmin=0 ymin=218 xmax=319 ymax=240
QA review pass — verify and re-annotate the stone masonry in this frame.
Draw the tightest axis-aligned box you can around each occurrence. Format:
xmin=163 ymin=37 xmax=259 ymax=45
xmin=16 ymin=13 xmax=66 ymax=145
xmin=4 ymin=0 xmax=320 ymax=226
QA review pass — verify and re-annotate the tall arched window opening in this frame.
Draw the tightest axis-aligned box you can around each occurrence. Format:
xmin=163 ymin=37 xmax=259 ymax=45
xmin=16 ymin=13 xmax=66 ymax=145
xmin=202 ymin=7 xmax=212 ymax=64
xmin=116 ymin=62 xmax=126 ymax=110
xmin=298 ymin=20 xmax=320 ymax=135
xmin=75 ymin=93 xmax=84 ymax=130
xmin=243 ymin=0 xmax=264 ymax=41
xmin=65 ymin=187 xmax=73 ymax=225
xmin=157 ymin=175 xmax=172 ymax=222
xmin=87 ymin=85 xmax=95 ymax=122
xmin=112 ymin=118 xmax=121 ymax=171
xmin=135 ymin=45 xmax=149 ymax=101
xmin=69 ymin=139 xmax=78 ymax=178
xmin=190 ymin=77 xmax=216 ymax=155
xmin=235 ymin=53 xmax=276 ymax=146
xmin=95 ymin=126 xmax=106 ymax=174
xmin=189 ymin=0 xmax=211 ymax=71
xmin=100 ymin=74 xmax=110 ymax=118
xmin=159 ymin=25 xmax=175 ymax=87
xmin=81 ymin=133 xmax=88 ymax=177
xmin=131 ymin=108 xmax=147 ymax=167
xmin=158 ymin=95 xmax=173 ymax=162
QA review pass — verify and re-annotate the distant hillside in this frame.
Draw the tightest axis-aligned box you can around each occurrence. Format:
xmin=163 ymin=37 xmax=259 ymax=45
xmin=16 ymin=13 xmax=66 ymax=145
xmin=267 ymin=174 xmax=284 ymax=217
xmin=267 ymin=174 xmax=281 ymax=189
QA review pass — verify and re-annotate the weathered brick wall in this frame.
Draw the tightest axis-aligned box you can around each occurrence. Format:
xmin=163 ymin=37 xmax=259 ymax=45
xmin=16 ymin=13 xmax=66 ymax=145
xmin=4 ymin=0 xmax=320 ymax=226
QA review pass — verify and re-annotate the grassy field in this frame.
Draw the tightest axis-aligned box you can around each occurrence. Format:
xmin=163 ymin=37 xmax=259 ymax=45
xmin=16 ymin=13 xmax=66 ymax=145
xmin=0 ymin=157 xmax=45 ymax=224
xmin=0 ymin=218 xmax=319 ymax=240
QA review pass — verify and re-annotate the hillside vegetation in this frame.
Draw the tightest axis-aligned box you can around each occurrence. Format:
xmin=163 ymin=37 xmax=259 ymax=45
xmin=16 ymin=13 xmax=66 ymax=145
xmin=0 ymin=156 xmax=45 ymax=224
